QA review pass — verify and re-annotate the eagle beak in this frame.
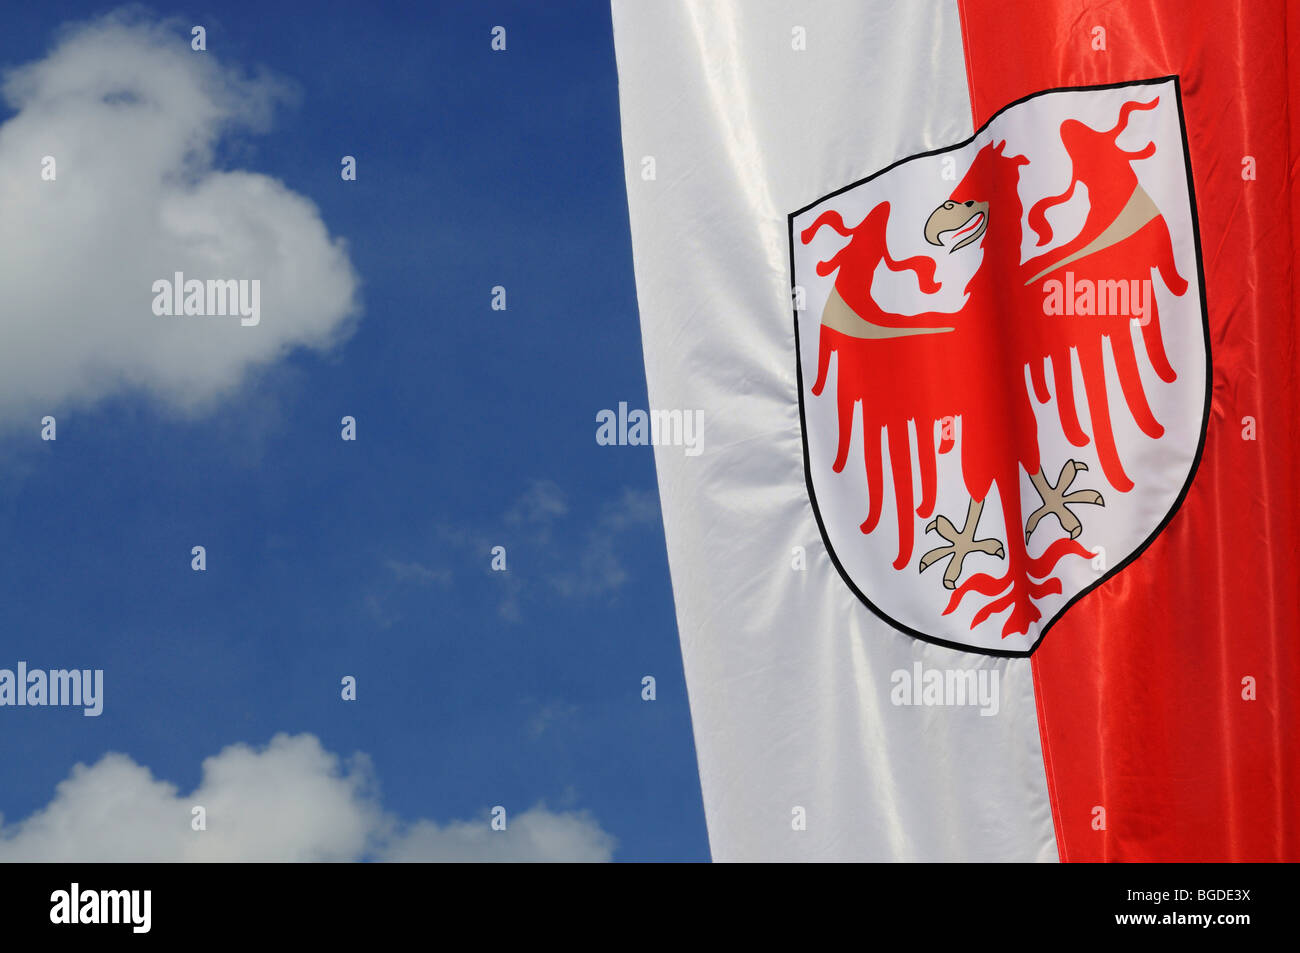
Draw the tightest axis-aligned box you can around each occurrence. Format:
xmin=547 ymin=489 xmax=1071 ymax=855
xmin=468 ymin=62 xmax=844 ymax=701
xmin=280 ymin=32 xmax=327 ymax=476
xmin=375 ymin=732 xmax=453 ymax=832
xmin=924 ymin=200 xmax=989 ymax=253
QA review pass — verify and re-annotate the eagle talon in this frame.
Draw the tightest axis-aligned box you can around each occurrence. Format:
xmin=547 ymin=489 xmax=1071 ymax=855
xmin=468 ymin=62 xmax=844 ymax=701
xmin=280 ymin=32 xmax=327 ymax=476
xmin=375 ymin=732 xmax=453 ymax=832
xmin=1025 ymin=459 xmax=1105 ymax=544
xmin=919 ymin=497 xmax=1005 ymax=589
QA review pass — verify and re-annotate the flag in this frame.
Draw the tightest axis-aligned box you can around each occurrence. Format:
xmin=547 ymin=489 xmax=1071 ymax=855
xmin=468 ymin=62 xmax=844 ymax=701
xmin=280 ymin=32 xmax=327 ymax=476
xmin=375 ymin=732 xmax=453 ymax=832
xmin=612 ymin=0 xmax=1298 ymax=861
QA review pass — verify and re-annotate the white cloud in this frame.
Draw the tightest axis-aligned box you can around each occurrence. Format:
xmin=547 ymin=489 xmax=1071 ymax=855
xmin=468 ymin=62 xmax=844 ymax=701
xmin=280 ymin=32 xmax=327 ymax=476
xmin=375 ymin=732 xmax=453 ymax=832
xmin=383 ymin=559 xmax=452 ymax=586
xmin=422 ymin=483 xmax=662 ymax=620
xmin=505 ymin=480 xmax=570 ymax=527
xmin=0 ymin=734 xmax=615 ymax=862
xmin=0 ymin=12 xmax=359 ymax=426
xmin=547 ymin=488 xmax=660 ymax=598
xmin=380 ymin=806 xmax=615 ymax=863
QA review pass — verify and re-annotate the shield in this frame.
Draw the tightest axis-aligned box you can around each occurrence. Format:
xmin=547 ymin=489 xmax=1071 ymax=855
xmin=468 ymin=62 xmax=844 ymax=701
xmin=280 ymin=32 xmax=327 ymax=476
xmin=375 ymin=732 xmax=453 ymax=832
xmin=789 ymin=77 xmax=1209 ymax=656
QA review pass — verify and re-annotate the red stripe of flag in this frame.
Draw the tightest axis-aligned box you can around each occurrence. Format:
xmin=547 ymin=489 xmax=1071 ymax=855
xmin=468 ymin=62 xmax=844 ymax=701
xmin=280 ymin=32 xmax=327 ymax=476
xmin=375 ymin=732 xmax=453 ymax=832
xmin=958 ymin=0 xmax=1300 ymax=861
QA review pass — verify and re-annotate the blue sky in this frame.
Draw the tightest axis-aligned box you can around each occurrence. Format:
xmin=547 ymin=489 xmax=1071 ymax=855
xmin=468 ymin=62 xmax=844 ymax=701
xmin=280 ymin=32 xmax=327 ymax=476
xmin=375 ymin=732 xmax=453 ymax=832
xmin=0 ymin=1 xmax=708 ymax=861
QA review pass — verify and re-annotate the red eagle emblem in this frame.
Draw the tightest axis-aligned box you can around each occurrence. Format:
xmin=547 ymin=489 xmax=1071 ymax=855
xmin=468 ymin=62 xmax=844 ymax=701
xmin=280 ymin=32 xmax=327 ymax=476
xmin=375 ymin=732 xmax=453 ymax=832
xmin=790 ymin=78 xmax=1208 ymax=655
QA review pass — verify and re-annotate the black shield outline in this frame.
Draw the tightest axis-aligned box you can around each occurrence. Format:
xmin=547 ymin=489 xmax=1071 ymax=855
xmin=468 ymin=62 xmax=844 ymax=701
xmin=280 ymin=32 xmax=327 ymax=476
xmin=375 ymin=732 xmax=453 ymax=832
xmin=788 ymin=75 xmax=1211 ymax=658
